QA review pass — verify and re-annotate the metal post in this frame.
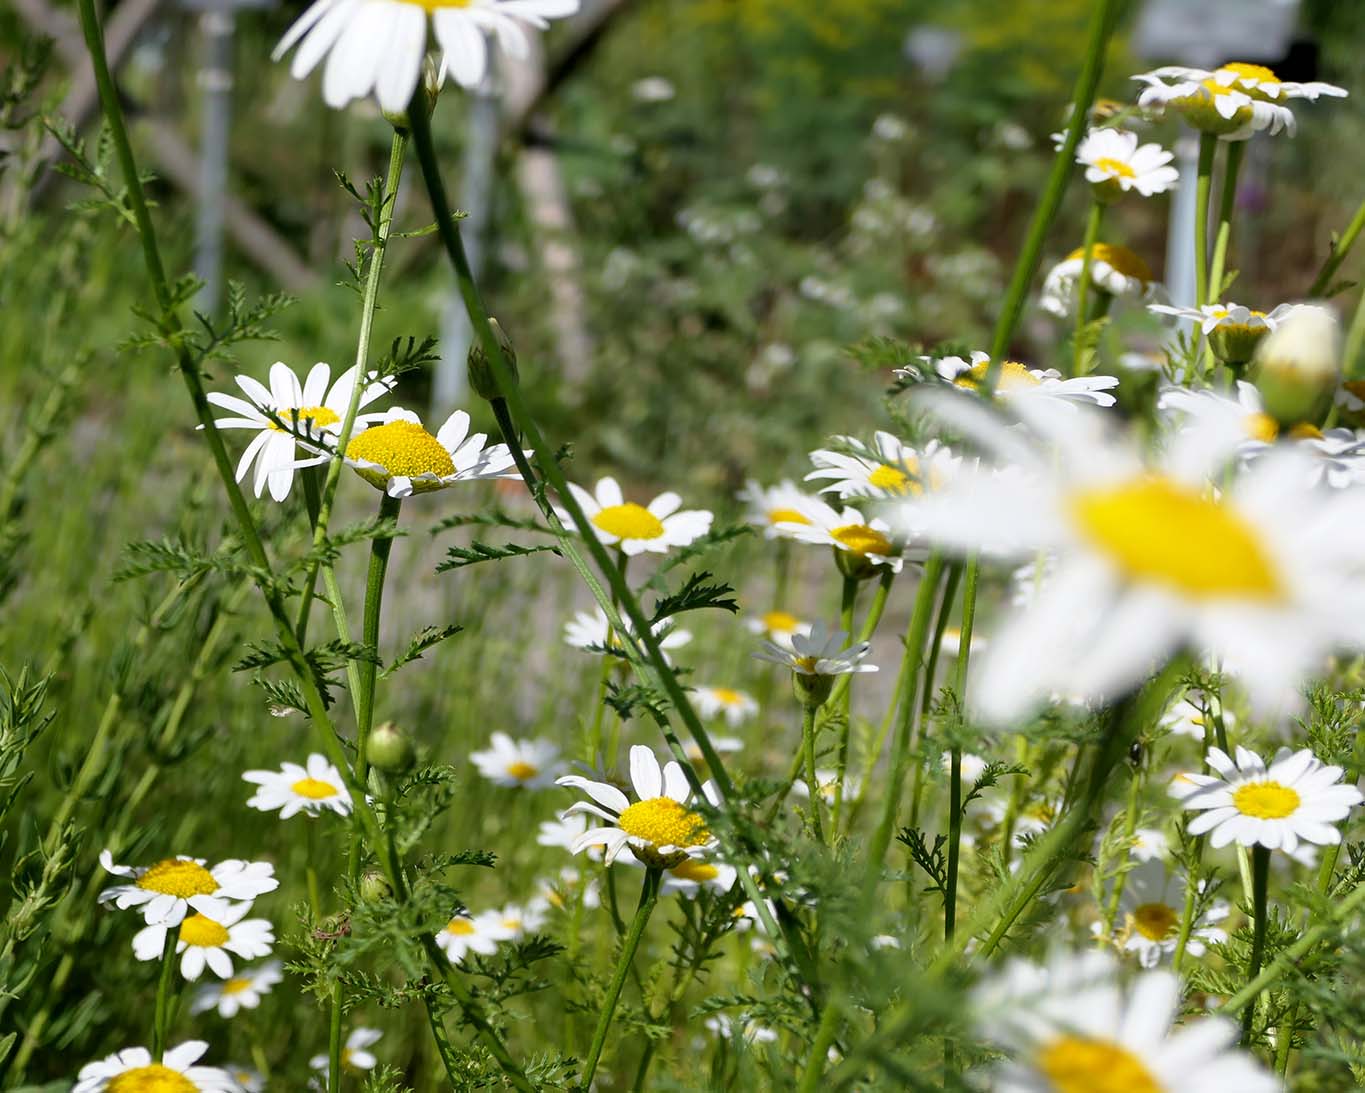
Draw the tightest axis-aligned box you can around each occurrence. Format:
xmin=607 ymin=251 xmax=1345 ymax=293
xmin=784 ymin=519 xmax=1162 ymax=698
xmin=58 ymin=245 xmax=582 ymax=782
xmin=1165 ymin=134 xmax=1199 ymax=309
xmin=195 ymin=7 xmax=234 ymax=315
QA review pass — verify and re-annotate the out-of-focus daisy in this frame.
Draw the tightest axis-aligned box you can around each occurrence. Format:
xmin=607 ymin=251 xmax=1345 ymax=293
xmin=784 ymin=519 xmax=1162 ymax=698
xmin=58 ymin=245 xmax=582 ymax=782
xmin=753 ymin=621 xmax=877 ymax=678
xmin=681 ymin=734 xmax=743 ymax=764
xmin=469 ymin=733 xmax=564 ymax=789
xmin=938 ymin=626 xmax=986 ymax=658
xmin=434 ymin=910 xmax=515 ymax=962
xmin=537 ymin=813 xmax=590 ymax=851
xmin=972 ymin=949 xmax=1277 ymax=1091
xmin=98 ymin=851 xmax=278 ymax=926
xmin=631 ymin=76 xmax=675 ymax=103
xmin=242 ymin=754 xmax=352 ymax=819
xmin=1076 ymin=127 xmax=1178 ymax=199
xmin=941 ymin=751 xmax=988 ymax=785
xmin=1129 ymin=827 xmax=1169 ymax=862
xmin=190 ymin=960 xmax=283 ymax=1018
xmin=704 ymin=1014 xmax=779 ymax=1044
xmin=737 ymin=480 xmax=818 ymax=539
xmin=1303 ymin=429 xmax=1365 ymax=490
xmin=310 ymin=1027 xmax=381 ymax=1080
xmin=745 ymin=609 xmax=811 ymax=652
xmin=275 ymin=0 xmax=578 ymax=114
xmin=226 ymin=1065 xmax=265 ymax=1092
xmin=495 ymin=900 xmax=549 ymax=939
xmin=1173 ymin=745 xmax=1363 ymax=853
xmin=557 ymin=477 xmax=712 ymax=555
xmin=805 ymin=433 xmax=957 ymax=500
xmin=74 ymin=1040 xmax=237 ymax=1092
xmin=1150 ymin=302 xmax=1292 ymax=365
xmin=693 ymin=686 xmax=757 ymax=727
xmin=1040 ymin=242 xmax=1159 ymax=318
xmin=777 ymin=498 xmax=903 ymax=574
xmin=1136 ymin=62 xmax=1344 ymax=139
xmin=562 ymin=606 xmax=692 ymax=664
xmin=921 ymin=352 xmax=1118 ymax=409
xmin=660 ymin=857 xmax=738 ymax=896
xmin=897 ymin=396 xmax=1365 ymax=721
xmin=133 ymin=904 xmax=275 ymax=981
xmin=537 ymin=866 xmax=601 ymax=911
xmin=207 ymin=362 xmax=394 ymax=501
xmin=791 ymin=768 xmax=863 ymax=805
xmin=1158 ymin=693 xmax=1234 ymax=741
xmin=1109 ymin=861 xmax=1228 ymax=968
xmin=556 ymin=744 xmax=718 ymax=867
xmin=343 ymin=408 xmax=521 ymax=497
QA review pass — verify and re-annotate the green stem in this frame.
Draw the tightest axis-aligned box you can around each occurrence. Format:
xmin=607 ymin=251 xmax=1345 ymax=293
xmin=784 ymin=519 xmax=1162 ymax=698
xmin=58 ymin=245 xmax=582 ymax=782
xmin=580 ymin=869 xmax=661 ymax=1090
xmin=1242 ymin=844 xmax=1271 ymax=1040
xmin=152 ymin=924 xmax=180 ymax=1061
xmin=1194 ymin=133 xmax=1217 ymax=309
xmin=1204 ymin=139 xmax=1245 ymax=375
xmin=328 ymin=983 xmax=343 ymax=1093
xmin=1103 ymin=759 xmax=1144 ymax=930
xmin=1343 ymin=282 xmax=1365 ymax=380
xmin=830 ymin=575 xmax=859 ymax=828
xmin=1072 ymin=200 xmax=1104 ymax=376
xmin=802 ymin=704 xmax=826 ymax=843
xmin=796 ymin=995 xmax=843 ymax=1093
xmin=906 ymin=560 xmax=962 ymax=831
xmin=1308 ymin=193 xmax=1365 ymax=297
xmin=944 ymin=748 xmax=963 ymax=940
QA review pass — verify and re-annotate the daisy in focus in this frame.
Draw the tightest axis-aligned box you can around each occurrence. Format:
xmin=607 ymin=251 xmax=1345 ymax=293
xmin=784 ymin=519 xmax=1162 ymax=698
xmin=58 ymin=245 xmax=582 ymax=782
xmin=434 ymin=911 xmax=515 ymax=962
xmin=896 ymin=396 xmax=1365 ymax=721
xmin=343 ymin=407 xmax=522 ymax=497
xmin=737 ymin=479 xmax=818 ymax=538
xmin=74 ymin=1040 xmax=237 ymax=1093
xmin=1150 ymin=302 xmax=1292 ymax=366
xmin=275 ymin=0 xmax=578 ymax=115
xmin=692 ymin=686 xmax=758 ymax=727
xmin=469 ymin=732 xmax=564 ymax=789
xmin=777 ymin=497 xmax=903 ymax=574
xmin=805 ymin=432 xmax=957 ymax=500
xmin=190 ymin=960 xmax=284 ymax=1018
xmin=1104 ymin=861 xmax=1227 ymax=968
xmin=1173 ymin=746 xmax=1362 ymax=853
xmin=1076 ymin=127 xmax=1178 ymax=199
xmin=1040 ymin=242 xmax=1159 ymax=318
xmin=556 ymin=744 xmax=719 ymax=867
xmin=98 ymin=851 xmax=277 ymax=925
xmin=557 ymin=476 xmax=713 ymax=555
xmin=242 ymin=754 xmax=352 ymax=818
xmin=207 ymin=361 xmax=393 ymax=501
xmin=563 ymin=606 xmax=692 ymax=663
xmin=1136 ymin=62 xmax=1344 ymax=139
xmin=753 ymin=621 xmax=877 ymax=679
xmin=972 ymin=949 xmax=1277 ymax=1091
xmin=310 ymin=1027 xmax=381 ymax=1080
xmin=920 ymin=351 xmax=1119 ymax=409
xmin=133 ymin=904 xmax=275 ymax=981
xmin=744 ymin=609 xmax=811 ymax=651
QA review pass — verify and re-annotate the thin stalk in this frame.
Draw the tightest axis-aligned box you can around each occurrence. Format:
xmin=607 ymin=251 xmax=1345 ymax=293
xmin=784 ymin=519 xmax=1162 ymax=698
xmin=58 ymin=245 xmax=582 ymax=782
xmin=152 ymin=924 xmax=180 ymax=1061
xmin=905 ymin=560 xmax=962 ymax=831
xmin=1242 ymin=844 xmax=1271 ymax=1040
xmin=354 ymin=495 xmax=402 ymax=787
xmin=1194 ymin=133 xmax=1217 ymax=308
xmin=1071 ymin=200 xmax=1104 ymax=376
xmin=328 ymin=984 xmax=343 ymax=1093
xmin=796 ymin=995 xmax=843 ymax=1093
xmin=1204 ymin=139 xmax=1245 ymax=375
xmin=830 ymin=575 xmax=859 ymax=828
xmin=802 ymin=704 xmax=825 ymax=843
xmin=1343 ymin=282 xmax=1365 ymax=379
xmin=1103 ymin=760 xmax=1144 ymax=929
xmin=580 ymin=869 xmax=661 ymax=1090
xmin=1308 ymin=193 xmax=1365 ymax=298
xmin=944 ymin=748 xmax=963 ymax=940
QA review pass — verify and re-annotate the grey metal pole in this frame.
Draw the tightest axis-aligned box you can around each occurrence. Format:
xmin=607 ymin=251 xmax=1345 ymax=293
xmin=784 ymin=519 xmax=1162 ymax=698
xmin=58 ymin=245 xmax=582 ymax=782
xmin=195 ymin=7 xmax=234 ymax=315
xmin=1165 ymin=133 xmax=1199 ymax=310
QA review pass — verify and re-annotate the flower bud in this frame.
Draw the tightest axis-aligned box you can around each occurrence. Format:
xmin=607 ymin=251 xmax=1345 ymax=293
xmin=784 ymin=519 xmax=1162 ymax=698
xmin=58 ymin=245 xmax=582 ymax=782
xmin=366 ymin=721 xmax=414 ymax=773
xmin=359 ymin=871 xmax=392 ymax=902
xmin=381 ymin=56 xmax=441 ymax=132
xmin=792 ymin=671 xmax=834 ymax=710
xmin=467 ymin=318 xmax=519 ymax=402
xmin=1252 ymin=305 xmax=1341 ymax=427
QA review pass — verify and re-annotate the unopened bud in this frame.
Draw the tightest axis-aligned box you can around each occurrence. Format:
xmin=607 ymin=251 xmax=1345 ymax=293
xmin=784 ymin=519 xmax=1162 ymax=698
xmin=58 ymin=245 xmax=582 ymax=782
xmin=1252 ymin=304 xmax=1341 ymax=427
xmin=792 ymin=671 xmax=834 ymax=710
xmin=359 ymin=871 xmax=392 ymax=902
xmin=467 ymin=318 xmax=519 ymax=401
xmin=366 ymin=721 xmax=414 ymax=773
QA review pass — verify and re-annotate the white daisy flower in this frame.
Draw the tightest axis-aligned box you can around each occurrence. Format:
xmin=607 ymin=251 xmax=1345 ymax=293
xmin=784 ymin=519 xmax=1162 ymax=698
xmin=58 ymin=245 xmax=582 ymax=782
xmin=737 ymin=479 xmax=820 ymax=539
xmin=1174 ymin=745 xmax=1363 ymax=853
xmin=805 ymin=432 xmax=958 ymax=500
xmin=537 ymin=812 xmax=591 ymax=850
xmin=562 ymin=606 xmax=692 ymax=664
xmin=744 ymin=609 xmax=812 ymax=652
xmin=972 ymin=949 xmax=1277 ymax=1091
xmin=896 ymin=395 xmax=1365 ymax=721
xmin=660 ymin=858 xmax=738 ymax=896
xmin=555 ymin=744 xmax=719 ymax=868
xmin=703 ymin=1015 xmax=779 ymax=1044
xmin=495 ymin=899 xmax=549 ymax=939
xmin=921 ymin=351 xmax=1118 ymax=409
xmin=1159 ymin=693 xmax=1234 ymax=741
xmin=1110 ymin=861 xmax=1228 ymax=968
xmin=133 ymin=904 xmax=275 ymax=981
xmin=275 ymin=0 xmax=578 ymax=114
xmin=1129 ymin=827 xmax=1169 ymax=862
xmin=1136 ymin=62 xmax=1344 ymax=140
xmin=693 ymin=686 xmax=758 ymax=728
xmin=190 ymin=960 xmax=284 ymax=1018
xmin=753 ymin=621 xmax=877 ymax=678
xmin=310 ymin=1027 xmax=381 ymax=1078
xmin=1076 ymin=127 xmax=1179 ymax=198
xmin=776 ymin=497 xmax=903 ymax=573
xmin=557 ymin=476 xmax=713 ymax=555
xmin=207 ymin=362 xmax=394 ymax=501
xmin=982 ymin=797 xmax=1060 ymax=845
xmin=1040 ymin=242 xmax=1160 ymax=318
xmin=342 ymin=407 xmax=523 ymax=497
xmin=537 ymin=866 xmax=601 ymax=911
xmin=1303 ymin=428 xmax=1365 ymax=490
xmin=241 ymin=754 xmax=352 ymax=819
xmin=98 ymin=851 xmax=278 ymax=926
xmin=1153 ymin=301 xmax=1295 ymax=367
xmin=469 ymin=732 xmax=564 ymax=789
xmin=941 ymin=751 xmax=989 ymax=785
xmin=225 ymin=1065 xmax=265 ymax=1092
xmin=681 ymin=734 xmax=743 ymax=764
xmin=791 ymin=768 xmax=864 ymax=805
xmin=74 ymin=1040 xmax=237 ymax=1092
xmin=433 ymin=910 xmax=516 ymax=962
xmin=938 ymin=626 xmax=986 ymax=658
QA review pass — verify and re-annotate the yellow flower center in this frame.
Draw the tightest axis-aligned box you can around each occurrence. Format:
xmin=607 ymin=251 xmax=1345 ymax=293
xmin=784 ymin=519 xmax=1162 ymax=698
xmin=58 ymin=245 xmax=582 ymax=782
xmin=955 ymin=359 xmax=1041 ymax=394
xmin=136 ymin=859 xmax=217 ymax=899
xmin=268 ymin=404 xmax=339 ymax=433
xmin=410 ymin=0 xmax=472 ymax=8
xmin=768 ymin=507 xmax=811 ymax=525
xmin=180 ymin=913 xmax=231 ymax=948
xmin=107 ymin=1065 xmax=197 ymax=1093
xmin=1288 ymin=423 xmax=1324 ymax=440
xmin=1069 ymin=476 xmax=1283 ymax=601
xmin=222 ymin=976 xmax=252 ymax=995
xmin=592 ymin=502 xmax=665 ymax=541
xmin=1132 ymin=901 xmax=1178 ymax=941
xmin=505 ymin=761 xmax=539 ymax=781
xmin=1233 ymin=781 xmax=1301 ymax=819
xmin=1035 ymin=1035 xmax=1162 ymax=1093
xmin=1065 ymin=243 xmax=1154 ymax=284
xmin=762 ymin=610 xmax=800 ymax=633
xmin=347 ymin=421 xmax=455 ymax=478
xmin=1093 ymin=156 xmax=1136 ymax=179
xmin=831 ymin=523 xmax=893 ymax=557
xmin=617 ymin=797 xmax=709 ymax=848
xmin=1224 ymin=61 xmax=1280 ymax=87
xmin=446 ymin=917 xmax=476 ymax=936
xmin=1245 ymin=413 xmax=1278 ymax=443
xmin=291 ymin=777 xmax=339 ymax=800
xmin=711 ymin=687 xmax=746 ymax=706
xmin=794 ymin=655 xmax=821 ymax=673
xmin=670 ymin=859 xmax=720 ymax=883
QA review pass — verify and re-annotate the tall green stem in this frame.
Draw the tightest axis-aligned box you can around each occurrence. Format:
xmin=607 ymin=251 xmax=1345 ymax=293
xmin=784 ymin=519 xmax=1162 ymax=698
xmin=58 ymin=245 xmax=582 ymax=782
xmin=327 ymin=986 xmax=344 ymax=1093
xmin=1194 ymin=133 xmax=1217 ymax=309
xmin=802 ymin=704 xmax=825 ymax=843
xmin=1203 ymin=139 xmax=1245 ymax=375
xmin=1308 ymin=194 xmax=1365 ymax=298
xmin=830 ymin=575 xmax=859 ymax=828
xmin=152 ymin=925 xmax=180 ymax=1061
xmin=1242 ymin=845 xmax=1271 ymax=1040
xmin=1072 ymin=200 xmax=1105 ymax=376
xmin=942 ymin=557 xmax=978 ymax=940
xmin=355 ymin=496 xmax=402 ymax=784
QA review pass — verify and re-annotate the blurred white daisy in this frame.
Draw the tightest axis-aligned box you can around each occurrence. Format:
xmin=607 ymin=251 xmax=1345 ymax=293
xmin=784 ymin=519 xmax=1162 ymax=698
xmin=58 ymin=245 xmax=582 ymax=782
xmin=1174 ymin=745 xmax=1363 ymax=853
xmin=744 ymin=609 xmax=811 ymax=652
xmin=562 ymin=606 xmax=692 ymax=663
xmin=226 ymin=1065 xmax=265 ymax=1093
xmin=556 ymin=744 xmax=718 ymax=867
xmin=242 ymin=754 xmax=352 ymax=819
xmin=1109 ymin=861 xmax=1227 ymax=968
xmin=1158 ymin=693 xmax=1234 ymax=741
xmin=693 ymin=686 xmax=757 ymax=727
xmin=190 ymin=960 xmax=283 ymax=1018
xmin=704 ymin=1014 xmax=779 ymax=1044
xmin=805 ymin=433 xmax=958 ymax=500
xmin=776 ymin=498 xmax=903 ymax=573
xmin=98 ymin=852 xmax=278 ymax=926
xmin=737 ymin=479 xmax=818 ymax=539
xmin=660 ymin=858 xmax=738 ymax=896
xmin=791 ymin=768 xmax=863 ymax=805
xmin=940 ymin=751 xmax=988 ymax=785
xmin=74 ymin=1040 xmax=237 ymax=1093
xmin=275 ymin=0 xmax=578 ymax=114
xmin=470 ymin=732 xmax=564 ymax=789
xmin=972 ymin=949 xmax=1277 ymax=1091
xmin=133 ymin=904 xmax=274 ymax=981
xmin=557 ymin=476 xmax=712 ymax=555
xmin=1129 ymin=827 xmax=1169 ymax=862
xmin=753 ymin=621 xmax=877 ymax=678
xmin=1076 ymin=127 xmax=1178 ymax=198
xmin=495 ymin=899 xmax=549 ymax=939
xmin=434 ymin=910 xmax=515 ymax=962
xmin=310 ymin=1027 xmax=381 ymax=1079
xmin=206 ymin=361 xmax=393 ymax=502
xmin=921 ymin=352 xmax=1118 ymax=408
xmin=537 ymin=812 xmax=591 ymax=850
xmin=537 ymin=865 xmax=601 ymax=911
xmin=1136 ymin=63 xmax=1344 ymax=140
xmin=343 ymin=407 xmax=522 ymax=497
xmin=1040 ymin=242 xmax=1159 ymax=318
xmin=681 ymin=734 xmax=743 ymax=764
